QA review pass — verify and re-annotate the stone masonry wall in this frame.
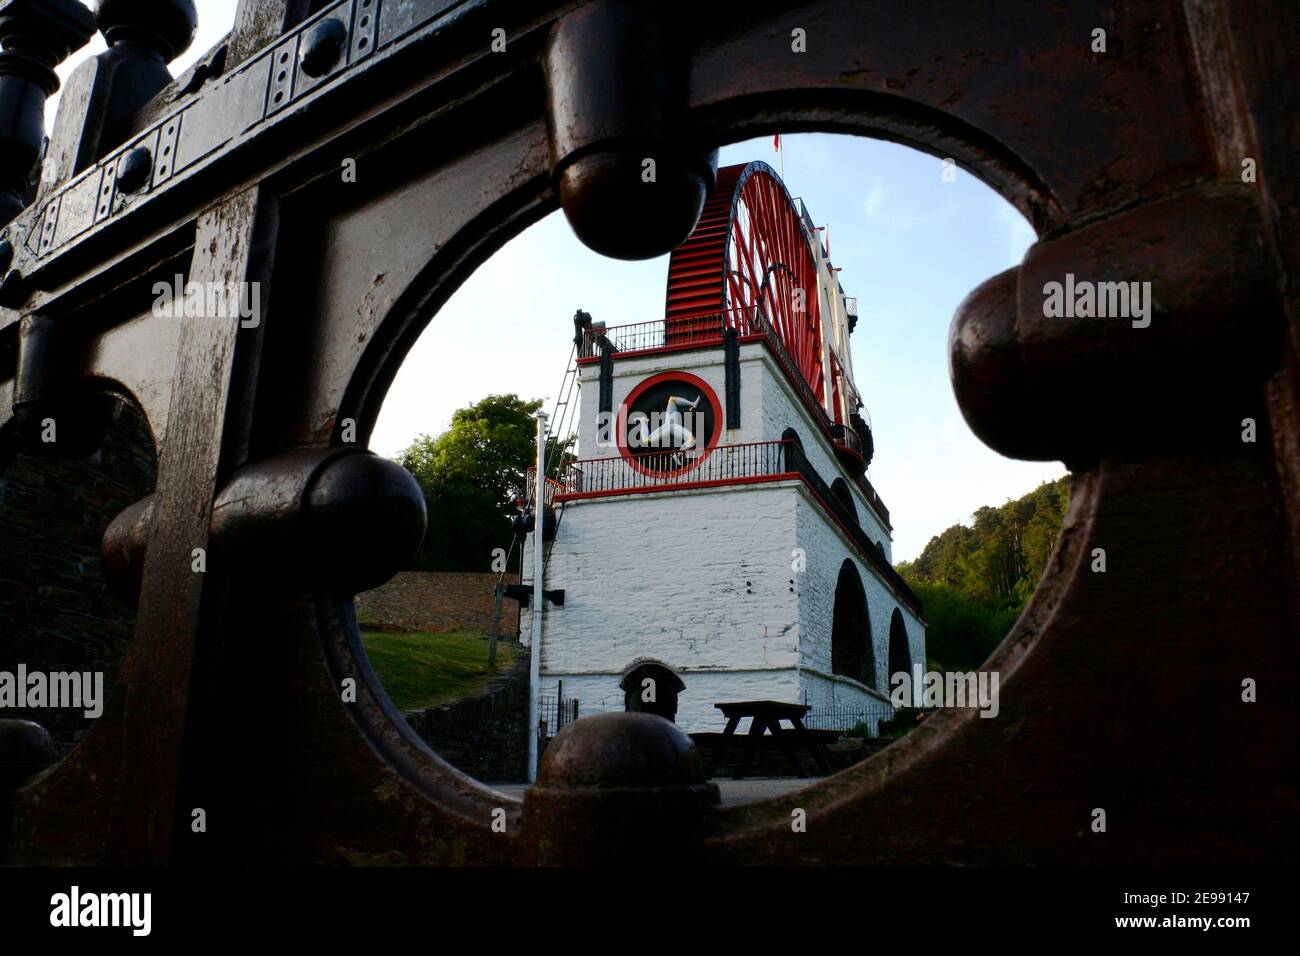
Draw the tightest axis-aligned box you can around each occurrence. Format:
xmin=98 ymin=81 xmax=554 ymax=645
xmin=0 ymin=400 xmax=157 ymax=755
xmin=525 ymin=481 xmax=806 ymax=732
xmin=553 ymin=343 xmax=922 ymax=733
xmin=795 ymin=490 xmax=926 ymax=700
xmin=356 ymin=571 xmax=520 ymax=637
xmin=404 ymin=650 xmax=530 ymax=783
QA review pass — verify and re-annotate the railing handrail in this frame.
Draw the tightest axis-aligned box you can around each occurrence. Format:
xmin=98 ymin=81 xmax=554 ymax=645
xmin=548 ymin=436 xmax=921 ymax=617
xmin=829 ymin=421 xmax=864 ymax=454
xmin=522 ymin=469 xmax=566 ymax=509
xmin=587 ymin=307 xmax=759 ymax=335
xmin=562 ymin=438 xmax=791 ymax=469
xmin=524 ymin=469 xmax=567 ymax=487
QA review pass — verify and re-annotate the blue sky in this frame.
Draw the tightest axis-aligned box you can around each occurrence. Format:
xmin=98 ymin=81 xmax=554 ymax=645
xmin=369 ymin=133 xmax=1063 ymax=559
xmin=51 ymin=4 xmax=1064 ymax=561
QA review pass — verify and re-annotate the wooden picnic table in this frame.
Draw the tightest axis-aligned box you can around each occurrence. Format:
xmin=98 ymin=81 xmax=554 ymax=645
xmin=707 ymin=700 xmax=832 ymax=779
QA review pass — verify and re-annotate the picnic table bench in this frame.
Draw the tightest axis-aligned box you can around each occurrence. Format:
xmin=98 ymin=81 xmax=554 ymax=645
xmin=707 ymin=700 xmax=833 ymax=779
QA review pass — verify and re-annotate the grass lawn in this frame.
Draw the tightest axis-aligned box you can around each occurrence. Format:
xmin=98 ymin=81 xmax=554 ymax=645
xmin=361 ymin=628 xmax=516 ymax=711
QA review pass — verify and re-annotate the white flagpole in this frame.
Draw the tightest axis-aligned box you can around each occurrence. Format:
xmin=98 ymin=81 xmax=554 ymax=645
xmin=527 ymin=410 xmax=549 ymax=783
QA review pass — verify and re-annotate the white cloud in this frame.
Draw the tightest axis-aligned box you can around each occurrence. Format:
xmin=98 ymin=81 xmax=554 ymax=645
xmin=863 ymin=183 xmax=887 ymax=220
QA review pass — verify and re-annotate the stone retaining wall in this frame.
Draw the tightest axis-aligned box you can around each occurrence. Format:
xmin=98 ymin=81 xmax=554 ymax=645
xmin=357 ymin=571 xmax=520 ymax=637
xmin=404 ymin=650 xmax=530 ymax=783
xmin=0 ymin=400 xmax=156 ymax=755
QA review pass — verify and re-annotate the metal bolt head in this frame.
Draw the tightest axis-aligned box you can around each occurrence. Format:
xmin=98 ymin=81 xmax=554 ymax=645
xmin=299 ymin=18 xmax=347 ymax=78
xmin=117 ymin=147 xmax=152 ymax=194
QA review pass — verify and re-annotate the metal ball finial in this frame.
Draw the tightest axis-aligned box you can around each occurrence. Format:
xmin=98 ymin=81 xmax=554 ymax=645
xmin=0 ymin=0 xmax=96 ymax=64
xmin=95 ymin=0 xmax=197 ymax=61
xmin=0 ymin=0 xmax=97 ymax=225
xmin=0 ymin=719 xmax=60 ymax=789
xmin=521 ymin=713 xmax=719 ymax=864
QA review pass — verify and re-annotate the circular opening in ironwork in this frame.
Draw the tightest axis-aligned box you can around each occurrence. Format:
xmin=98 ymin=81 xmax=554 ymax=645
xmin=349 ymin=132 xmax=1063 ymax=808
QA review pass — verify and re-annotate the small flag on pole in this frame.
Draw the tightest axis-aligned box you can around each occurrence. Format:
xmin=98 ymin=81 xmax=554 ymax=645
xmin=773 ymin=134 xmax=781 ymax=152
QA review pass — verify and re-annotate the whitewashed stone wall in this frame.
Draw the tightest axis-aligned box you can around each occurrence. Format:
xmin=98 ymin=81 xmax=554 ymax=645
xmin=547 ymin=339 xmax=924 ymax=733
xmin=751 ymin=347 xmax=893 ymax=555
xmin=541 ymin=670 xmax=804 ymax=734
xmin=523 ymin=482 xmax=806 ymax=731
xmin=792 ymin=488 xmax=926 ymax=728
xmin=524 ymin=482 xmax=926 ymax=732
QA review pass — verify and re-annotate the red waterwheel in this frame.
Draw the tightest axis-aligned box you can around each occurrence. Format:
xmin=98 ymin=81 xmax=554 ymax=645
xmin=664 ymin=161 xmax=825 ymax=403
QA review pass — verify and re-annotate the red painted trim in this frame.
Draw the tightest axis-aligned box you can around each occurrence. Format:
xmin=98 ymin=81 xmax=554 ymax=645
xmin=616 ymin=370 xmax=724 ymax=478
xmin=798 ymin=481 xmax=924 ymax=619
xmin=574 ymin=332 xmax=893 ymax=531
xmin=833 ymin=441 xmax=866 ymax=468
xmin=565 ymin=438 xmax=786 ymax=469
xmin=555 ymin=472 xmax=802 ymax=501
xmin=575 ymin=339 xmax=726 ymax=365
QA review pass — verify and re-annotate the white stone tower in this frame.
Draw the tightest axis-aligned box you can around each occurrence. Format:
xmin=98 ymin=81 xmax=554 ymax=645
xmin=523 ymin=161 xmax=925 ymax=734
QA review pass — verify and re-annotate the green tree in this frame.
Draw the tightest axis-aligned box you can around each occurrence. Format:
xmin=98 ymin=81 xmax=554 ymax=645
xmin=397 ymin=394 xmax=570 ymax=571
xmin=900 ymin=476 xmax=1070 ymax=670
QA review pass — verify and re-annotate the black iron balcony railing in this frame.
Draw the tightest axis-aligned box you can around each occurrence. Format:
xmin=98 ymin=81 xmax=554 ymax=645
xmin=521 ymin=470 xmax=565 ymax=510
xmin=829 ymin=421 xmax=865 ymax=458
xmin=556 ymin=439 xmax=794 ymax=497
xmin=582 ymin=306 xmax=831 ymax=432
xmin=542 ymin=438 xmax=920 ymax=616
xmin=578 ymin=310 xmax=742 ymax=356
xmin=576 ymin=310 xmax=890 ymax=530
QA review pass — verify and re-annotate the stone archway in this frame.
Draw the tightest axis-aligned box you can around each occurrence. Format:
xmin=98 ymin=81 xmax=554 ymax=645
xmin=831 ymin=560 xmax=874 ymax=687
xmin=888 ymin=608 xmax=912 ymax=682
xmin=831 ymin=477 xmax=857 ymax=525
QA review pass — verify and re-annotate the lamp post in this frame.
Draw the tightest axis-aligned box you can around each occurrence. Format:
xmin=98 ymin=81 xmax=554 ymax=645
xmin=527 ymin=410 xmax=549 ymax=783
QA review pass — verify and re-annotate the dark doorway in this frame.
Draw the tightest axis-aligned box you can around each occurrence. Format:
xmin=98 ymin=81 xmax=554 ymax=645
xmin=831 ymin=560 xmax=874 ymax=686
xmin=831 ymin=477 xmax=857 ymax=525
xmin=889 ymin=608 xmax=912 ymax=680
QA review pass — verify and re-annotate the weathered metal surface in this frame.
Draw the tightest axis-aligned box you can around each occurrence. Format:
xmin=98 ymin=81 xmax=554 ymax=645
xmin=0 ymin=720 xmax=58 ymax=790
xmin=544 ymin=0 xmax=716 ymax=259
xmin=101 ymin=447 xmax=427 ymax=605
xmin=0 ymin=0 xmax=1294 ymax=866
xmin=0 ymin=0 xmax=96 ymax=224
xmin=952 ymin=185 xmax=1284 ymax=466
xmin=520 ymin=713 xmax=719 ymax=865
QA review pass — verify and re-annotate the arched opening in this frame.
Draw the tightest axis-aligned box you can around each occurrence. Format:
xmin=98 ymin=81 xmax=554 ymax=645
xmin=781 ymin=426 xmax=804 ymax=472
xmin=831 ymin=560 xmax=873 ymax=687
xmin=889 ymin=608 xmax=912 ymax=680
xmin=620 ymin=661 xmax=685 ymax=723
xmin=831 ymin=477 xmax=857 ymax=524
